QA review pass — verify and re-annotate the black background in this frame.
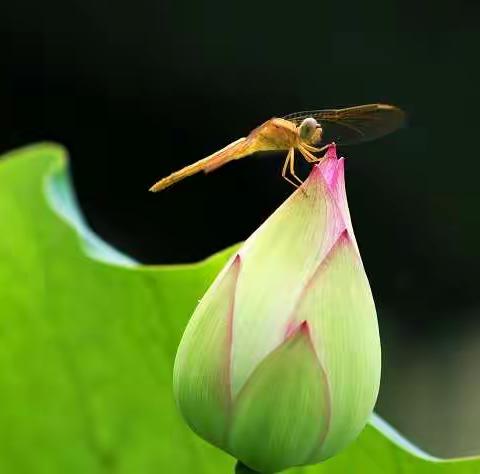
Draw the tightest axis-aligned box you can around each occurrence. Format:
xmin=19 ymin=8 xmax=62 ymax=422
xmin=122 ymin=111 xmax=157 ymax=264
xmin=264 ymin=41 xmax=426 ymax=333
xmin=1 ymin=0 xmax=480 ymax=458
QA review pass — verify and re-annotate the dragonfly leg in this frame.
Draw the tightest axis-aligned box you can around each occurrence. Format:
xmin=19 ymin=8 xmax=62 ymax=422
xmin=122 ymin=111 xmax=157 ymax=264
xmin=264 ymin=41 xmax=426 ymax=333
xmin=302 ymin=142 xmax=333 ymax=154
xmin=299 ymin=145 xmax=323 ymax=163
xmin=281 ymin=148 xmax=299 ymax=188
xmin=289 ymin=151 xmax=304 ymax=186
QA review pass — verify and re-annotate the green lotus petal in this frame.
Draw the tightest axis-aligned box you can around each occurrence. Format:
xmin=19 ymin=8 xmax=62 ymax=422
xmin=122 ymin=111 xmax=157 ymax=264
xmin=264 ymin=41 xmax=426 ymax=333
xmin=173 ymin=256 xmax=240 ymax=449
xmin=232 ymin=167 xmax=345 ymax=397
xmin=228 ymin=323 xmax=330 ymax=473
xmin=292 ymin=231 xmax=381 ymax=461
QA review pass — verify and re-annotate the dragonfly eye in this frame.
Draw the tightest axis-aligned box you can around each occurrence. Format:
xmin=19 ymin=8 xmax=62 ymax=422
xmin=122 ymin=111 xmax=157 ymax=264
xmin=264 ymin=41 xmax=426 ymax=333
xmin=299 ymin=117 xmax=319 ymax=141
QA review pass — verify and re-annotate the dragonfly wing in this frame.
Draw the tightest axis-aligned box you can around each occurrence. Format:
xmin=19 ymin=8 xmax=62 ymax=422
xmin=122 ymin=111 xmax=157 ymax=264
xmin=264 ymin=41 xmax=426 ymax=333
xmin=283 ymin=104 xmax=405 ymax=145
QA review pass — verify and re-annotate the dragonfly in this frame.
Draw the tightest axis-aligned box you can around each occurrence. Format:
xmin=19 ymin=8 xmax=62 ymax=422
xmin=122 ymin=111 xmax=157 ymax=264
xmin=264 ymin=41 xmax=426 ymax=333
xmin=149 ymin=103 xmax=405 ymax=192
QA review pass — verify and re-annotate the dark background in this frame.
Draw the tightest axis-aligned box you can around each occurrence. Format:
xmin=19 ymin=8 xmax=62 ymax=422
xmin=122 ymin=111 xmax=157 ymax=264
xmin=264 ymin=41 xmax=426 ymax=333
xmin=1 ymin=0 xmax=480 ymax=459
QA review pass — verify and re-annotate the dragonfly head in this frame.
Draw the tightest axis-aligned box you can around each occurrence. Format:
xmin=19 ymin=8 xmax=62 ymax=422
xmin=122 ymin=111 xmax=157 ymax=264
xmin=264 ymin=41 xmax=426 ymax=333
xmin=298 ymin=117 xmax=323 ymax=145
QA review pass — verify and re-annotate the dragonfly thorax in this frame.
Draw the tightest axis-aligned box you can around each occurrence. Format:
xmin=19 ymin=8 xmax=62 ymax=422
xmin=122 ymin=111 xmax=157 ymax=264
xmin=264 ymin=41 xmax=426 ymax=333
xmin=298 ymin=117 xmax=323 ymax=145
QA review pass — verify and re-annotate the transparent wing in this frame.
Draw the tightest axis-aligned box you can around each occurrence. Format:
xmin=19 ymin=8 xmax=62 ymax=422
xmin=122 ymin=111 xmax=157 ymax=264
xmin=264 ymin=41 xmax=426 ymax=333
xmin=283 ymin=103 xmax=406 ymax=145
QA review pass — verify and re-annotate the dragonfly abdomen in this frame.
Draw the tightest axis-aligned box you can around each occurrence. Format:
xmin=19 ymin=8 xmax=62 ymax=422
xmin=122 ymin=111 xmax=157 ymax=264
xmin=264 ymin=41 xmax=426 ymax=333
xmin=149 ymin=137 xmax=250 ymax=191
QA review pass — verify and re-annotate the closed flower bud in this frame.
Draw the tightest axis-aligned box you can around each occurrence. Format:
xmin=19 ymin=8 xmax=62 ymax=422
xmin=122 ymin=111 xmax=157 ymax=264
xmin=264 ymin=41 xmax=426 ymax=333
xmin=173 ymin=145 xmax=381 ymax=473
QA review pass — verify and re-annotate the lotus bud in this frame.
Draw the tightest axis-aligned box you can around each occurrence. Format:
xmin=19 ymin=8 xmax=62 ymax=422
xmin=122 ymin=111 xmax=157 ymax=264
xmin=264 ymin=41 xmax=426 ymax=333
xmin=173 ymin=145 xmax=381 ymax=473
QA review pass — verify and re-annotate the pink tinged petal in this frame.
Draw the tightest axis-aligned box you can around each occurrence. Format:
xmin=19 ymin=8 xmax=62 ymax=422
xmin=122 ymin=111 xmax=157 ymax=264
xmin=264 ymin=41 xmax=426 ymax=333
xmin=228 ymin=322 xmax=331 ymax=473
xmin=289 ymin=231 xmax=381 ymax=461
xmin=173 ymin=255 xmax=240 ymax=449
xmin=327 ymin=158 xmax=359 ymax=254
xmin=316 ymin=144 xmax=340 ymax=188
xmin=317 ymin=146 xmax=358 ymax=252
xmin=231 ymin=167 xmax=346 ymax=397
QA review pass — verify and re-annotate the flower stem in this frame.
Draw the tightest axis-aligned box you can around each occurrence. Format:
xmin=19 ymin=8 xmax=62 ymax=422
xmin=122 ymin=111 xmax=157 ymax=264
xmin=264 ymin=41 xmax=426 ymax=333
xmin=234 ymin=461 xmax=262 ymax=473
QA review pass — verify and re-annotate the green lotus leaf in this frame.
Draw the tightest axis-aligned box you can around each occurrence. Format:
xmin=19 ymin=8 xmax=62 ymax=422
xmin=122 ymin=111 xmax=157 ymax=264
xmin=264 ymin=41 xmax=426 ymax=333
xmin=0 ymin=143 xmax=477 ymax=473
